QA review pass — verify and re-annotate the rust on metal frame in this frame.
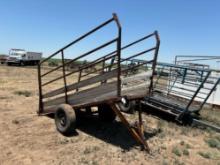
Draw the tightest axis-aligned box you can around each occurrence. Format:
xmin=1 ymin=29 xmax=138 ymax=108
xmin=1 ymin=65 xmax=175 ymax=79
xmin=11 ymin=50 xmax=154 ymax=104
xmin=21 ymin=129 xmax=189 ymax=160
xmin=109 ymin=101 xmax=150 ymax=152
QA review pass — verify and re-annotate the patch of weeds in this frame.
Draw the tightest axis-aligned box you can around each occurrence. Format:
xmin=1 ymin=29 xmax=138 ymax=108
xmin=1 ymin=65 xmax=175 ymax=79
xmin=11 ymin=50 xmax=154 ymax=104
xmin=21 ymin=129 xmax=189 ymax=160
xmin=185 ymin=143 xmax=192 ymax=149
xmin=161 ymin=145 xmax=167 ymax=150
xmin=80 ymin=157 xmax=89 ymax=164
xmin=157 ymin=119 xmax=166 ymax=132
xmin=173 ymin=159 xmax=185 ymax=165
xmin=70 ymin=138 xmax=76 ymax=143
xmin=14 ymin=90 xmax=32 ymax=97
xmin=180 ymin=141 xmax=185 ymax=146
xmin=201 ymin=108 xmax=220 ymax=127
xmin=157 ymin=120 xmax=168 ymax=139
xmin=0 ymin=80 xmax=7 ymax=84
xmin=215 ymin=135 xmax=220 ymax=142
xmin=83 ymin=147 xmax=91 ymax=154
xmin=180 ymin=126 xmax=191 ymax=136
xmin=182 ymin=149 xmax=189 ymax=156
xmin=205 ymin=127 xmax=214 ymax=134
xmin=205 ymin=138 xmax=220 ymax=149
xmin=212 ymin=151 xmax=220 ymax=159
xmin=161 ymin=159 xmax=169 ymax=165
xmin=92 ymin=146 xmax=100 ymax=152
xmin=192 ymin=129 xmax=200 ymax=137
xmin=198 ymin=151 xmax=211 ymax=159
xmin=59 ymin=138 xmax=69 ymax=144
xmin=48 ymin=60 xmax=59 ymax=67
xmin=91 ymin=160 xmax=99 ymax=165
xmin=172 ymin=146 xmax=182 ymax=157
xmin=168 ymin=122 xmax=179 ymax=131
xmin=158 ymin=131 xmax=166 ymax=139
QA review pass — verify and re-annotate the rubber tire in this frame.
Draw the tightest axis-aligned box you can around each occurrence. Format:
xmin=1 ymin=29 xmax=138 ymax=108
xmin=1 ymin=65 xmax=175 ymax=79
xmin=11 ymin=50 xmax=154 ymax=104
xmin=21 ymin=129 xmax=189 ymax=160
xmin=118 ymin=99 xmax=135 ymax=114
xmin=98 ymin=104 xmax=116 ymax=122
xmin=55 ymin=104 xmax=76 ymax=135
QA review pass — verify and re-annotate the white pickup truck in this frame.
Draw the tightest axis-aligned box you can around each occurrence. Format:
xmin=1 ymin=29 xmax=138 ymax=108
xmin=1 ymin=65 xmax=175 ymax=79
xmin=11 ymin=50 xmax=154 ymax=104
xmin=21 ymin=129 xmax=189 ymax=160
xmin=7 ymin=49 xmax=42 ymax=66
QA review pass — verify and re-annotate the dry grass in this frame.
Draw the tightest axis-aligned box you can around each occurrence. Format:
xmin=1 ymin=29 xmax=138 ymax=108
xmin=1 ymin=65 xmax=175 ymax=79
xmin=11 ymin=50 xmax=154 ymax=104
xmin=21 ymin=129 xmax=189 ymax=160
xmin=200 ymin=107 xmax=220 ymax=126
xmin=0 ymin=65 xmax=219 ymax=165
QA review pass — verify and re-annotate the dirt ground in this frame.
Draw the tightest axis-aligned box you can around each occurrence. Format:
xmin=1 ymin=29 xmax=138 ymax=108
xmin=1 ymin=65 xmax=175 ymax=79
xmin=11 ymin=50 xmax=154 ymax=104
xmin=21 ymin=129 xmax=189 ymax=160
xmin=0 ymin=65 xmax=219 ymax=165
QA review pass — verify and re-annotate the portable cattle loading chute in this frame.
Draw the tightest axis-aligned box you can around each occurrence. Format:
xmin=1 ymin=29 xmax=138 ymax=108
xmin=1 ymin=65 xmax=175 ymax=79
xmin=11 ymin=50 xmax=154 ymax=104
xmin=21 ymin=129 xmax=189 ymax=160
xmin=37 ymin=13 xmax=160 ymax=152
xmin=141 ymin=62 xmax=220 ymax=132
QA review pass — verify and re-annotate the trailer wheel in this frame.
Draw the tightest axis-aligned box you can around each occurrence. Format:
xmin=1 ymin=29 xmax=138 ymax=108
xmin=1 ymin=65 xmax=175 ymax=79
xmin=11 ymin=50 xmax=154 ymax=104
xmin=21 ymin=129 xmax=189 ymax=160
xmin=55 ymin=104 xmax=76 ymax=135
xmin=118 ymin=97 xmax=135 ymax=113
xmin=98 ymin=104 xmax=116 ymax=122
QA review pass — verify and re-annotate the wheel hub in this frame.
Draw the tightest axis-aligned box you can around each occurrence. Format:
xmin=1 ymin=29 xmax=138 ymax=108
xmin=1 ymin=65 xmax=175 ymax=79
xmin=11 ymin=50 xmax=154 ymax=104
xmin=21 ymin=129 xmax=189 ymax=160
xmin=121 ymin=97 xmax=129 ymax=107
xmin=58 ymin=113 xmax=66 ymax=126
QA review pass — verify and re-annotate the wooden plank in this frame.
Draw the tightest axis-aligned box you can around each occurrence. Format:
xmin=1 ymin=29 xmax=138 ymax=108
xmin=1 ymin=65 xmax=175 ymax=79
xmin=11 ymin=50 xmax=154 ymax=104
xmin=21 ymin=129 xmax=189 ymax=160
xmin=67 ymin=83 xmax=117 ymax=106
xmin=43 ymin=69 xmax=118 ymax=98
xmin=43 ymin=74 xmax=152 ymax=113
xmin=42 ymin=83 xmax=151 ymax=113
xmin=43 ymin=81 xmax=117 ymax=107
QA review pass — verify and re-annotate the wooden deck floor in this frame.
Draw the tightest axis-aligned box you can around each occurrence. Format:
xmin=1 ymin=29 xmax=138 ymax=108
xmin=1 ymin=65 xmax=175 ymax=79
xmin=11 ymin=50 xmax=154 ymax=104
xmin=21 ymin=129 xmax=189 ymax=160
xmin=42 ymin=71 xmax=152 ymax=114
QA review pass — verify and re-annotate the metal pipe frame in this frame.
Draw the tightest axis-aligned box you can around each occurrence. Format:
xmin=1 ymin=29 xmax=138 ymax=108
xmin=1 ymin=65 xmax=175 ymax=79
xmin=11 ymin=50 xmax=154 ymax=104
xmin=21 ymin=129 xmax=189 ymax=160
xmin=146 ymin=62 xmax=220 ymax=115
xmin=175 ymin=55 xmax=220 ymax=65
xmin=38 ymin=13 xmax=121 ymax=114
xmin=37 ymin=13 xmax=162 ymax=152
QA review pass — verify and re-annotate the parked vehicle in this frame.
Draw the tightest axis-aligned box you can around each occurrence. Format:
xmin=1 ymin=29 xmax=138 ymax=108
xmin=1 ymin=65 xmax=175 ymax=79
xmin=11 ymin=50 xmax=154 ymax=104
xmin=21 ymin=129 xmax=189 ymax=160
xmin=0 ymin=54 xmax=8 ymax=64
xmin=7 ymin=48 xmax=42 ymax=65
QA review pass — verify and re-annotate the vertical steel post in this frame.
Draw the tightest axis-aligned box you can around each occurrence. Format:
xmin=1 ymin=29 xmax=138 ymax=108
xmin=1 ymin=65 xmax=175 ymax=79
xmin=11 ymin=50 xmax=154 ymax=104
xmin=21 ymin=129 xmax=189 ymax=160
xmin=113 ymin=13 xmax=122 ymax=97
xmin=37 ymin=64 xmax=43 ymax=114
xmin=182 ymin=68 xmax=187 ymax=84
xmin=61 ymin=50 xmax=68 ymax=103
xmin=76 ymin=70 xmax=82 ymax=92
xmin=138 ymin=100 xmax=143 ymax=131
xmin=149 ymin=31 xmax=160 ymax=95
xmin=101 ymin=57 xmax=106 ymax=84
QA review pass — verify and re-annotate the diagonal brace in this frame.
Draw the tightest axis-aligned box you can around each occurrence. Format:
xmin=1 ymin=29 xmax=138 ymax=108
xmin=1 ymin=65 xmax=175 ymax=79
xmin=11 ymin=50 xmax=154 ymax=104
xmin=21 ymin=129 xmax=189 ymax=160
xmin=109 ymin=101 xmax=150 ymax=152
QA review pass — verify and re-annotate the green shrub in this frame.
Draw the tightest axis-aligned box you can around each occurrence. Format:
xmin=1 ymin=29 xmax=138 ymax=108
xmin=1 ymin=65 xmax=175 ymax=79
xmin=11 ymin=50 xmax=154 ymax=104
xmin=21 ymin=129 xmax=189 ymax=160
xmin=48 ymin=60 xmax=59 ymax=67
xmin=206 ymin=138 xmax=220 ymax=149
xmin=182 ymin=149 xmax=189 ymax=156
xmin=162 ymin=159 xmax=169 ymax=165
xmin=198 ymin=151 xmax=211 ymax=159
xmin=180 ymin=141 xmax=185 ymax=146
xmin=161 ymin=145 xmax=167 ymax=150
xmin=173 ymin=159 xmax=185 ymax=165
xmin=185 ymin=143 xmax=192 ymax=149
xmin=172 ymin=147 xmax=182 ymax=157
xmin=215 ymin=135 xmax=220 ymax=141
xmin=14 ymin=90 xmax=32 ymax=97
xmin=83 ymin=147 xmax=91 ymax=154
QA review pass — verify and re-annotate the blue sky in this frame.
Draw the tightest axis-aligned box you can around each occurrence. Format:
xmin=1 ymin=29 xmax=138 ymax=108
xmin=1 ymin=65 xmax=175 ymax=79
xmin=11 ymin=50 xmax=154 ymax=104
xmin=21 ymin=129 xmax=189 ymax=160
xmin=0 ymin=0 xmax=219 ymax=63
